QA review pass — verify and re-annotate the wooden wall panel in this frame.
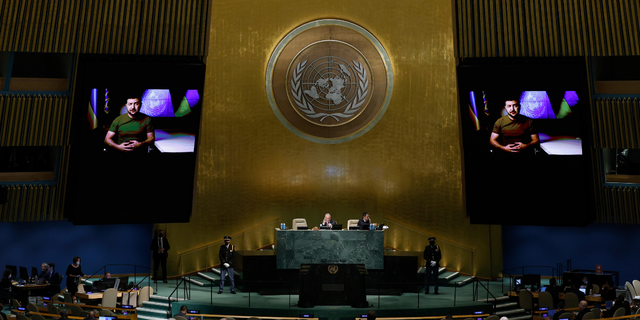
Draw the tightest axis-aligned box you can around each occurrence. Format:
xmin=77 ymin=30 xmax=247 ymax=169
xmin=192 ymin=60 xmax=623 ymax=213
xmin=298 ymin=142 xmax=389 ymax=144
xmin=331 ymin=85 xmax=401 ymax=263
xmin=0 ymin=0 xmax=209 ymax=55
xmin=455 ymin=0 xmax=640 ymax=57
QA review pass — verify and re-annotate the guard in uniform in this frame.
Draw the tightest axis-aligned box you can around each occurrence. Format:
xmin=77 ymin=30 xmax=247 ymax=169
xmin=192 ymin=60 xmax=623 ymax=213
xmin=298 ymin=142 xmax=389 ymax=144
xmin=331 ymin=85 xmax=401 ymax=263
xmin=423 ymin=236 xmax=442 ymax=294
xmin=218 ymin=236 xmax=236 ymax=294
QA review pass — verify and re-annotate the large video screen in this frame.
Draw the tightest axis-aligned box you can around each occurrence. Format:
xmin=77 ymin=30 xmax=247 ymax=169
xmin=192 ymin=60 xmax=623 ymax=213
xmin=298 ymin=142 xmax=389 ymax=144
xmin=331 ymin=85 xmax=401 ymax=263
xmin=65 ymin=56 xmax=205 ymax=224
xmin=458 ymin=58 xmax=593 ymax=226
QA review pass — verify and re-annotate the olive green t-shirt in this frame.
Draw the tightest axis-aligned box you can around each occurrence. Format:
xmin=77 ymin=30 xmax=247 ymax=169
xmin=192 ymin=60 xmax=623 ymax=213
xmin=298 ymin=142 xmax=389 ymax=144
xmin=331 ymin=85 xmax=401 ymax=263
xmin=109 ymin=113 xmax=154 ymax=144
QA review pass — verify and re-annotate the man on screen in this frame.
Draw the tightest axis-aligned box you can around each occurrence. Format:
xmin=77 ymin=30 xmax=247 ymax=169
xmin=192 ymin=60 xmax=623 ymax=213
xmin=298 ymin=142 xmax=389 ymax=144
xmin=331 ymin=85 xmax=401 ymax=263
xmin=489 ymin=99 xmax=539 ymax=154
xmin=104 ymin=96 xmax=155 ymax=153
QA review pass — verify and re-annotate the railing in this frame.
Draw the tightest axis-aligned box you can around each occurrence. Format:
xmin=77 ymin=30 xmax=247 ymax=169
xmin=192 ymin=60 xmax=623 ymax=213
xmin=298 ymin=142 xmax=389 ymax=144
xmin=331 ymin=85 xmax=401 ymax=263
xmin=384 ymin=219 xmax=475 ymax=275
xmin=167 ymin=277 xmax=191 ymax=313
xmin=468 ymin=278 xmax=498 ymax=309
xmin=177 ymin=218 xmax=280 ymax=276
xmin=85 ymin=264 xmax=152 ymax=289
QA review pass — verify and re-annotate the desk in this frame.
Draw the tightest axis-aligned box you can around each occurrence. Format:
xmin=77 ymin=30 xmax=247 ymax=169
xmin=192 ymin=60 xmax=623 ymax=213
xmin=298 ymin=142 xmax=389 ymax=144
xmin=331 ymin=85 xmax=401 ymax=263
xmin=276 ymin=229 xmax=384 ymax=269
xmin=507 ymin=291 xmax=604 ymax=303
xmin=76 ymin=290 xmax=127 ymax=300
xmin=11 ymin=283 xmax=49 ymax=305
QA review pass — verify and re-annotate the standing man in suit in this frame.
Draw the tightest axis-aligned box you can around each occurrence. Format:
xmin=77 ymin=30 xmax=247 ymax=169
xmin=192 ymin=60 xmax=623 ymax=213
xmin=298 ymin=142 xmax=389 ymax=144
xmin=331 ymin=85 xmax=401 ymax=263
xmin=424 ymin=236 xmax=442 ymax=294
xmin=150 ymin=230 xmax=170 ymax=283
xmin=218 ymin=236 xmax=236 ymax=294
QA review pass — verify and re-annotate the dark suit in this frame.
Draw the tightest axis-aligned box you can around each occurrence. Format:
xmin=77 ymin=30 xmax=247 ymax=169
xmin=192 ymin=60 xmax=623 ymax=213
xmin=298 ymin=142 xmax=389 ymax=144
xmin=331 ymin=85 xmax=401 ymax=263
xmin=150 ymin=236 xmax=170 ymax=281
xmin=423 ymin=244 xmax=442 ymax=293
xmin=575 ymin=308 xmax=590 ymax=320
xmin=545 ymin=285 xmax=560 ymax=308
xmin=357 ymin=218 xmax=371 ymax=230
xmin=219 ymin=244 xmax=236 ymax=292
xmin=320 ymin=220 xmax=337 ymax=228
xmin=48 ymin=271 xmax=62 ymax=296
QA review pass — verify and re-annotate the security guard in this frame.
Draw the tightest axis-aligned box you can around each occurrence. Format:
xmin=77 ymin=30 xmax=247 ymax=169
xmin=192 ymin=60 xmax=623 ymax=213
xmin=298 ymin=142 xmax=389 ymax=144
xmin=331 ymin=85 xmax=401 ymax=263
xmin=218 ymin=236 xmax=236 ymax=294
xmin=423 ymin=236 xmax=441 ymax=294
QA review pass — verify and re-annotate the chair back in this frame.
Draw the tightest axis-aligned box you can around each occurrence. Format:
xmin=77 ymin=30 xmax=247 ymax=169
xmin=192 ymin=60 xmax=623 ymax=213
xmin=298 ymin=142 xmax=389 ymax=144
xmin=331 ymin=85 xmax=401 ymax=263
xmin=626 ymin=281 xmax=636 ymax=302
xmin=15 ymin=313 xmax=29 ymax=320
xmin=63 ymin=292 xmax=72 ymax=303
xmin=633 ymin=280 xmax=640 ymax=297
xmin=47 ymin=303 xmax=60 ymax=315
xmin=99 ymin=309 xmax=116 ymax=316
xmin=31 ymin=313 xmax=46 ymax=320
xmin=538 ymin=291 xmax=554 ymax=309
xmin=485 ymin=315 xmax=499 ymax=320
xmin=559 ymin=312 xmax=574 ymax=320
xmin=122 ymin=291 xmax=138 ymax=307
xmin=613 ymin=307 xmax=626 ymax=317
xmin=175 ymin=316 xmax=188 ymax=320
xmin=11 ymin=299 xmax=20 ymax=310
xmin=564 ymin=292 xmax=579 ymax=309
xmin=518 ymin=289 xmax=533 ymax=311
xmin=71 ymin=305 xmax=89 ymax=318
xmin=101 ymin=288 xmax=117 ymax=308
xmin=292 ymin=218 xmax=307 ymax=230
xmin=138 ymin=285 xmax=153 ymax=307
xmin=591 ymin=283 xmax=600 ymax=294
xmin=77 ymin=283 xmax=85 ymax=293
xmin=582 ymin=312 xmax=595 ymax=320
xmin=347 ymin=219 xmax=359 ymax=229
xmin=27 ymin=303 xmax=39 ymax=313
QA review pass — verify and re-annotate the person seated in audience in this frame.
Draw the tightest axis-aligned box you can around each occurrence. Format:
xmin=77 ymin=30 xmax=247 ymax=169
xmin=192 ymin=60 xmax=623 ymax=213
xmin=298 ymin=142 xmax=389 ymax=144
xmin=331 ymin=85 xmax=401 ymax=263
xmin=103 ymin=272 xmax=111 ymax=280
xmin=0 ymin=269 xmax=15 ymax=303
xmin=545 ymin=277 xmax=560 ymax=308
xmin=367 ymin=310 xmax=377 ymax=320
xmin=174 ymin=305 xmax=188 ymax=319
xmin=83 ymin=311 xmax=96 ymax=320
xmin=59 ymin=310 xmax=69 ymax=320
xmin=601 ymin=281 xmax=617 ymax=301
xmin=569 ymin=283 xmax=586 ymax=301
xmin=575 ymin=300 xmax=590 ymax=320
xmin=603 ymin=295 xmax=630 ymax=317
xmin=46 ymin=263 xmax=62 ymax=296
xmin=553 ymin=302 xmax=566 ymax=320
xmin=39 ymin=263 xmax=51 ymax=282
xmin=562 ymin=279 xmax=574 ymax=293
xmin=581 ymin=276 xmax=593 ymax=295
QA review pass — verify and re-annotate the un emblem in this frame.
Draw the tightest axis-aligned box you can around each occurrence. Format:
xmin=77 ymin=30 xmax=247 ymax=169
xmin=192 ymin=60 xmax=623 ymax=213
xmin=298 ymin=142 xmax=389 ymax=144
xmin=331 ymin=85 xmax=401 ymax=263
xmin=328 ymin=265 xmax=339 ymax=274
xmin=267 ymin=19 xmax=393 ymax=144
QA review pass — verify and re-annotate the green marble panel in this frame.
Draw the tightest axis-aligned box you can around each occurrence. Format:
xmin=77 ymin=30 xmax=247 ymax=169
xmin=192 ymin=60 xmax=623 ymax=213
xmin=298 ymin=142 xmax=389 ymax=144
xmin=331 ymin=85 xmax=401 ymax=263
xmin=276 ymin=229 xmax=384 ymax=269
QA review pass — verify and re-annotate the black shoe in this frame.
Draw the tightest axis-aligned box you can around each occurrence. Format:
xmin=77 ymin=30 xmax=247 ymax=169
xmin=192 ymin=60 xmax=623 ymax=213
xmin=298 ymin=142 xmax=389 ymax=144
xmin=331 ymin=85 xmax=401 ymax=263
xmin=424 ymin=291 xmax=429 ymax=294
xmin=218 ymin=291 xmax=222 ymax=294
xmin=154 ymin=280 xmax=157 ymax=283
xmin=163 ymin=280 xmax=168 ymax=283
xmin=434 ymin=291 xmax=439 ymax=294
xmin=231 ymin=291 xmax=236 ymax=294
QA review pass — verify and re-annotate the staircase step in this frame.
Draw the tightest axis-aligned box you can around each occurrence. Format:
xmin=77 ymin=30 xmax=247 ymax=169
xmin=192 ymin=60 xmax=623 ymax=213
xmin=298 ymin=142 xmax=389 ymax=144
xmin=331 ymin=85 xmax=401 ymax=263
xmin=495 ymin=302 xmax=519 ymax=309
xmin=183 ymin=276 xmax=205 ymax=287
xmin=495 ymin=309 xmax=526 ymax=316
xmin=438 ymin=267 xmax=446 ymax=274
xmin=137 ymin=307 xmax=171 ymax=316
xmin=478 ymin=295 xmax=510 ymax=303
xmin=445 ymin=272 xmax=460 ymax=280
xmin=456 ymin=276 xmax=475 ymax=286
xmin=142 ymin=301 xmax=170 ymax=308
xmin=197 ymin=272 xmax=219 ymax=282
xmin=138 ymin=314 xmax=171 ymax=320
xmin=150 ymin=295 xmax=184 ymax=302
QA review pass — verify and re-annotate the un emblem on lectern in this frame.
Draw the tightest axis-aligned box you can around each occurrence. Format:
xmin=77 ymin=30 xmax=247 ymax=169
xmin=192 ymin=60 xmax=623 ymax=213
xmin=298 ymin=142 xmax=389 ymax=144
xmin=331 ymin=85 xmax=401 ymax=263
xmin=267 ymin=19 xmax=393 ymax=144
xmin=328 ymin=265 xmax=339 ymax=274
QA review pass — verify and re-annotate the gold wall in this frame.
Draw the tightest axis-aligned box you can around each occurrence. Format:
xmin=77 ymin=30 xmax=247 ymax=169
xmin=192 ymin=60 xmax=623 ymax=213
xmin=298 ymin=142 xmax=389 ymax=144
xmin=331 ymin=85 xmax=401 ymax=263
xmin=163 ymin=0 xmax=503 ymax=278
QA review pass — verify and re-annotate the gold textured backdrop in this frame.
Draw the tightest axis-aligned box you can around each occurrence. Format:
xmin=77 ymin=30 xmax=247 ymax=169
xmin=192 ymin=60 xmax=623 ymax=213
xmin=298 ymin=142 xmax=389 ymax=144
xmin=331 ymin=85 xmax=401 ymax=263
xmin=162 ymin=0 xmax=503 ymax=278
